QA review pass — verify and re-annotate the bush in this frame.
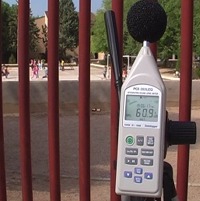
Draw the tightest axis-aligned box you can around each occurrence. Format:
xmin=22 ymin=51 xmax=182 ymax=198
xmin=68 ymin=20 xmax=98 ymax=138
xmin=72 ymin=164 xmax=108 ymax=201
xmin=193 ymin=67 xmax=200 ymax=79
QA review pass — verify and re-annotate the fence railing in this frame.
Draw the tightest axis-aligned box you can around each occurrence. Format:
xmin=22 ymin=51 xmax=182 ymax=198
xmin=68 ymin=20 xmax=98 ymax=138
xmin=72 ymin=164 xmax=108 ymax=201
xmin=0 ymin=0 xmax=194 ymax=201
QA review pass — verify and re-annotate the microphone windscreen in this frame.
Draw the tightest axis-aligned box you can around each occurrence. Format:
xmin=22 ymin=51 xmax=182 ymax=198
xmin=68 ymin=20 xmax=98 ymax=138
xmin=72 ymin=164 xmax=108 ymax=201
xmin=127 ymin=0 xmax=167 ymax=43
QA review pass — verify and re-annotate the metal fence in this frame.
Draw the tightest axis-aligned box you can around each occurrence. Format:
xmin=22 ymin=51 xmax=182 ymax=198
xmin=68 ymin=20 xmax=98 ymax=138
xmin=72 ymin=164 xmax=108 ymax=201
xmin=0 ymin=0 xmax=194 ymax=201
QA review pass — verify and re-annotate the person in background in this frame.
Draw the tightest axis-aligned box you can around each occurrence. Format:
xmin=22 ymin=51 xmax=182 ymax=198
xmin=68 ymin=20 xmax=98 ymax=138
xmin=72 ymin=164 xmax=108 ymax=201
xmin=60 ymin=59 xmax=64 ymax=71
xmin=38 ymin=60 xmax=42 ymax=70
xmin=103 ymin=65 xmax=107 ymax=79
xmin=2 ymin=64 xmax=9 ymax=78
xmin=30 ymin=59 xmax=34 ymax=78
xmin=42 ymin=65 xmax=48 ymax=78
xmin=31 ymin=60 xmax=39 ymax=79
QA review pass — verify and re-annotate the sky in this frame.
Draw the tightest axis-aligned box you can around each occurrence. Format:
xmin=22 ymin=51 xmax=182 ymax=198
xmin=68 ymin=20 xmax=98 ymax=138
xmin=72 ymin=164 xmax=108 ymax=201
xmin=4 ymin=0 xmax=103 ymax=16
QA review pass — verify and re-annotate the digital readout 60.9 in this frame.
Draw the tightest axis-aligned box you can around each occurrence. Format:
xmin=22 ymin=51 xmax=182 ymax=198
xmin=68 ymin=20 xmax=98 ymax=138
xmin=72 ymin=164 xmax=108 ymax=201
xmin=125 ymin=95 xmax=159 ymax=122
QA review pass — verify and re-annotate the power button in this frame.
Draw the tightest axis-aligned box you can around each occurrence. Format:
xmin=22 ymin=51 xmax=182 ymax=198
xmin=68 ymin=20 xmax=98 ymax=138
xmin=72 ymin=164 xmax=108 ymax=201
xmin=126 ymin=136 xmax=135 ymax=145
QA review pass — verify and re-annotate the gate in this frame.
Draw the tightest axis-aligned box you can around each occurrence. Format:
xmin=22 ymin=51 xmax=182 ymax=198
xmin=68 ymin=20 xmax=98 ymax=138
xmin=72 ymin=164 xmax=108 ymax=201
xmin=0 ymin=0 xmax=194 ymax=201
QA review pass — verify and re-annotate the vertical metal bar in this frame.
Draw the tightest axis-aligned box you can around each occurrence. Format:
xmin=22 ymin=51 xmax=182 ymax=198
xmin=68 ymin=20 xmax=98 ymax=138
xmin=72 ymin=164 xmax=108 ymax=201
xmin=177 ymin=1 xmax=193 ymax=201
xmin=111 ymin=1 xmax=123 ymax=201
xmin=0 ymin=90 xmax=7 ymax=201
xmin=47 ymin=0 xmax=60 ymax=201
xmin=18 ymin=0 xmax=33 ymax=200
xmin=149 ymin=43 xmax=157 ymax=61
xmin=79 ymin=0 xmax=91 ymax=200
xmin=0 ymin=1 xmax=7 ymax=200
xmin=150 ymin=0 xmax=157 ymax=60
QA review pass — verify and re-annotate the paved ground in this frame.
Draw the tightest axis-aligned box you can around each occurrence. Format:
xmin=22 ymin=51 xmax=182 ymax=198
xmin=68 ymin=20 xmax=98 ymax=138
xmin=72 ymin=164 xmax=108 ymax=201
xmin=2 ymin=66 xmax=199 ymax=201
xmin=3 ymin=107 xmax=200 ymax=201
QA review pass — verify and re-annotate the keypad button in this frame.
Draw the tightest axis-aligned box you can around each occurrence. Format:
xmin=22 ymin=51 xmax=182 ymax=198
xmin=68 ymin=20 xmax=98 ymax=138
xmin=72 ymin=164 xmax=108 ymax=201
xmin=124 ymin=171 xmax=132 ymax=178
xmin=141 ymin=158 xmax=153 ymax=166
xmin=134 ymin=167 xmax=143 ymax=175
xmin=126 ymin=136 xmax=135 ymax=145
xmin=136 ymin=136 xmax=144 ymax=146
xmin=125 ymin=157 xmax=138 ymax=165
xmin=147 ymin=136 xmax=155 ymax=146
xmin=141 ymin=149 xmax=154 ymax=156
xmin=126 ymin=148 xmax=138 ymax=155
xmin=144 ymin=172 xmax=153 ymax=180
xmin=134 ymin=176 xmax=142 ymax=183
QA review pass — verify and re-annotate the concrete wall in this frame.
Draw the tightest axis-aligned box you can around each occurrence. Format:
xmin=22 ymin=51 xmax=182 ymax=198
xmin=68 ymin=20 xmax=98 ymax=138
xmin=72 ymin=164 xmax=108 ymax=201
xmin=2 ymin=80 xmax=200 ymax=114
xmin=165 ymin=80 xmax=200 ymax=107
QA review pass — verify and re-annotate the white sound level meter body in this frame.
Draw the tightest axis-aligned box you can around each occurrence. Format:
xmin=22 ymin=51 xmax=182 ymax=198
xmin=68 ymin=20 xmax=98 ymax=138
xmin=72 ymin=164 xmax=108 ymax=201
xmin=116 ymin=43 xmax=166 ymax=198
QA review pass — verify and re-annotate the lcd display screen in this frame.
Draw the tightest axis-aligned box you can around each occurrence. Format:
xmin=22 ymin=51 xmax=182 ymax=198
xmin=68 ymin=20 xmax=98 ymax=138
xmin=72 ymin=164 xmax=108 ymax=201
xmin=125 ymin=95 xmax=159 ymax=122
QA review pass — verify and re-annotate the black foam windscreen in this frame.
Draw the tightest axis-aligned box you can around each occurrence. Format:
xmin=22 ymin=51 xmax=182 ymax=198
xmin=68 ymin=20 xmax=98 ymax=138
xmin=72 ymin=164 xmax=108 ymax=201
xmin=127 ymin=0 xmax=167 ymax=43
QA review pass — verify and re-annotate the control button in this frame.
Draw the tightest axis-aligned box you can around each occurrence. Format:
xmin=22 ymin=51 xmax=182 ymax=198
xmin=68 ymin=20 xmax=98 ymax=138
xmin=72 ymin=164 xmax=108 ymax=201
xmin=141 ymin=149 xmax=154 ymax=156
xmin=126 ymin=136 xmax=135 ymax=145
xmin=124 ymin=171 xmax=132 ymax=178
xmin=126 ymin=148 xmax=138 ymax=155
xmin=134 ymin=176 xmax=142 ymax=183
xmin=147 ymin=136 xmax=155 ymax=146
xmin=125 ymin=157 xmax=138 ymax=165
xmin=136 ymin=136 xmax=144 ymax=146
xmin=141 ymin=158 xmax=153 ymax=166
xmin=144 ymin=172 xmax=153 ymax=180
xmin=134 ymin=167 xmax=143 ymax=175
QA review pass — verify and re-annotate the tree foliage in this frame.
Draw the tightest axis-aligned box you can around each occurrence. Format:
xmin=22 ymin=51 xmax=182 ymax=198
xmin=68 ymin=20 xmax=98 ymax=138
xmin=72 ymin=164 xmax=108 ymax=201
xmin=91 ymin=9 xmax=109 ymax=53
xmin=91 ymin=0 xmax=111 ymax=54
xmin=157 ymin=0 xmax=181 ymax=60
xmin=193 ymin=0 xmax=200 ymax=56
xmin=1 ymin=1 xmax=40 ymax=63
xmin=59 ymin=0 xmax=79 ymax=59
xmin=91 ymin=0 xmax=144 ymax=55
xmin=91 ymin=0 xmax=200 ymax=63
xmin=1 ymin=2 xmax=11 ymax=62
xmin=29 ymin=12 xmax=40 ymax=53
xmin=41 ymin=24 xmax=48 ymax=51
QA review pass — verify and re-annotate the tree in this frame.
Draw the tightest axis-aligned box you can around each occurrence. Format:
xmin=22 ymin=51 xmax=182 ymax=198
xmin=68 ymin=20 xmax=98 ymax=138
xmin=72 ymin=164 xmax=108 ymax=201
xmin=157 ymin=0 xmax=181 ymax=61
xmin=1 ymin=2 xmax=12 ymax=62
xmin=91 ymin=0 xmax=110 ymax=54
xmin=158 ymin=0 xmax=200 ymax=65
xmin=91 ymin=0 xmax=200 ymax=65
xmin=123 ymin=0 xmax=142 ymax=55
xmin=91 ymin=9 xmax=109 ymax=54
xmin=41 ymin=24 xmax=48 ymax=58
xmin=59 ymin=0 xmax=79 ymax=60
xmin=193 ymin=0 xmax=200 ymax=56
xmin=91 ymin=0 xmax=142 ymax=56
xmin=29 ymin=11 xmax=40 ymax=53
xmin=2 ymin=1 xmax=40 ymax=63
